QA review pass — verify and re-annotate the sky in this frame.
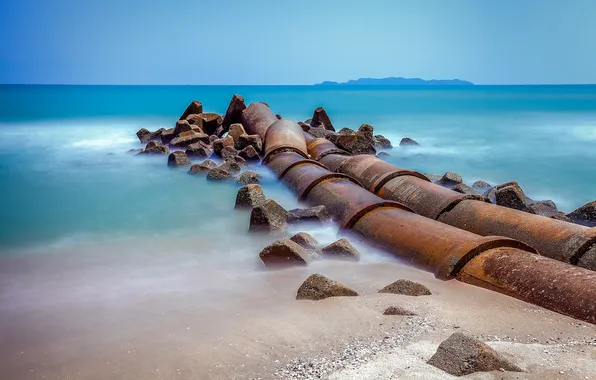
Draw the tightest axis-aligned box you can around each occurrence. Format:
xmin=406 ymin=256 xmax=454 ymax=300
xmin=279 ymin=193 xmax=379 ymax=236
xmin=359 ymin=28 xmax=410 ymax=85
xmin=1 ymin=0 xmax=595 ymax=85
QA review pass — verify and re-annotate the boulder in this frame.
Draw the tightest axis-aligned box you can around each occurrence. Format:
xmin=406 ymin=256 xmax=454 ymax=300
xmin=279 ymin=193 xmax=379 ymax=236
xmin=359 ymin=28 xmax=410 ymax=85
xmin=452 ymin=183 xmax=478 ymax=195
xmin=383 ymin=306 xmax=416 ymax=316
xmin=308 ymin=126 xmax=335 ymax=139
xmin=174 ymin=120 xmax=195 ymax=135
xmin=228 ymin=154 xmax=247 ymax=168
xmin=373 ymin=135 xmax=393 ymax=149
xmin=298 ymin=122 xmax=312 ymax=132
xmin=289 ymin=232 xmax=321 ymax=252
xmin=275 ymin=114 xmax=282 ymax=120
xmin=379 ymin=279 xmax=431 ymax=296
xmin=235 ymin=184 xmax=266 ymax=209
xmin=221 ymin=146 xmax=239 ymax=160
xmin=427 ymin=333 xmax=522 ymax=376
xmin=567 ymin=201 xmax=596 ymax=227
xmin=170 ymin=130 xmax=210 ymax=148
xmin=196 ymin=113 xmax=223 ymax=136
xmin=188 ymin=160 xmax=218 ymax=175
xmin=167 ymin=151 xmax=191 ymax=167
xmin=237 ymin=170 xmax=262 ymax=185
xmin=213 ymin=135 xmax=235 ymax=156
xmin=425 ymin=174 xmax=443 ymax=183
xmin=139 ymin=141 xmax=169 ymax=155
xmin=310 ymin=107 xmax=335 ymax=131
xmin=209 ymin=135 xmax=218 ymax=144
xmin=334 ymin=124 xmax=376 ymax=155
xmin=259 ymin=239 xmax=313 ymax=269
xmin=552 ymin=212 xmax=573 ymax=222
xmin=287 ymin=205 xmax=331 ymax=224
xmin=179 ymin=100 xmax=203 ymax=120
xmin=495 ymin=182 xmax=534 ymax=213
xmin=472 ymin=180 xmax=492 ymax=192
xmin=222 ymin=94 xmax=246 ymax=131
xmin=219 ymin=159 xmax=242 ymax=175
xmin=377 ymin=152 xmax=390 ymax=158
xmin=228 ymin=123 xmax=246 ymax=142
xmin=235 ymin=134 xmax=263 ymax=152
xmin=206 ymin=168 xmax=235 ymax=181
xmin=128 ymin=148 xmax=142 ymax=154
xmin=160 ymin=128 xmax=176 ymax=144
xmin=399 ymin=137 xmax=420 ymax=146
xmin=529 ymin=201 xmax=559 ymax=218
xmin=249 ymin=199 xmax=288 ymax=233
xmin=483 ymin=187 xmax=497 ymax=203
xmin=337 ymin=127 xmax=355 ymax=135
xmin=136 ymin=127 xmax=165 ymax=143
xmin=437 ymin=172 xmax=463 ymax=188
xmin=185 ymin=142 xmax=212 ymax=158
xmin=296 ymin=274 xmax=358 ymax=300
xmin=321 ymin=239 xmax=360 ymax=261
xmin=238 ymin=145 xmax=260 ymax=162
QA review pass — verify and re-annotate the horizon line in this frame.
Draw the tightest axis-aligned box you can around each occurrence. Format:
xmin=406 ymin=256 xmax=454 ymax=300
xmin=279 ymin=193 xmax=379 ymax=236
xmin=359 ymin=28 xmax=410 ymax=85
xmin=2 ymin=83 xmax=596 ymax=86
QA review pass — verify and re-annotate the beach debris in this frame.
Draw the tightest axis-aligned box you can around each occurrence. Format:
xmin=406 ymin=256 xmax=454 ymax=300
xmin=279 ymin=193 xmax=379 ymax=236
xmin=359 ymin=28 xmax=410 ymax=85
xmin=136 ymin=127 xmax=165 ymax=144
xmin=452 ymin=183 xmax=478 ymax=195
xmin=310 ymin=106 xmax=335 ymax=131
xmin=259 ymin=239 xmax=313 ymax=269
xmin=427 ymin=332 xmax=522 ymax=376
xmin=296 ymin=274 xmax=358 ymax=300
xmin=213 ymin=136 xmax=235 ymax=156
xmin=235 ymin=184 xmax=266 ymax=209
xmin=206 ymin=167 xmax=234 ymax=181
xmin=222 ymin=94 xmax=247 ymax=131
xmin=237 ymin=170 xmax=262 ymax=185
xmin=333 ymin=124 xmax=376 ymax=155
xmin=472 ymin=180 xmax=492 ymax=192
xmin=321 ymin=238 xmax=360 ymax=261
xmin=567 ymin=200 xmax=596 ymax=227
xmin=228 ymin=123 xmax=246 ymax=142
xmin=287 ymin=205 xmax=331 ymax=224
xmin=249 ymin=199 xmax=288 ymax=232
xmin=437 ymin=172 xmax=463 ymax=188
xmin=235 ymin=133 xmax=263 ymax=152
xmin=167 ymin=151 xmax=191 ymax=167
xmin=170 ymin=130 xmax=209 ymax=148
xmin=178 ymin=100 xmax=203 ymax=120
xmin=138 ymin=141 xmax=169 ymax=155
xmin=373 ymin=134 xmax=393 ymax=149
xmin=495 ymin=182 xmax=534 ymax=213
xmin=379 ymin=279 xmax=432 ymax=296
xmin=188 ymin=160 xmax=218 ymax=175
xmin=185 ymin=141 xmax=212 ymax=158
xmin=383 ymin=306 xmax=416 ymax=316
xmin=399 ymin=137 xmax=420 ymax=146
xmin=160 ymin=128 xmax=176 ymax=144
xmin=289 ymin=232 xmax=321 ymax=252
xmin=238 ymin=145 xmax=260 ymax=162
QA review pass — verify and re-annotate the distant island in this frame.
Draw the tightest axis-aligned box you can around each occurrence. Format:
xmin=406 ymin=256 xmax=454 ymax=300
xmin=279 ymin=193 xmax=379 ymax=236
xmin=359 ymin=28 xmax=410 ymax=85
xmin=315 ymin=77 xmax=474 ymax=86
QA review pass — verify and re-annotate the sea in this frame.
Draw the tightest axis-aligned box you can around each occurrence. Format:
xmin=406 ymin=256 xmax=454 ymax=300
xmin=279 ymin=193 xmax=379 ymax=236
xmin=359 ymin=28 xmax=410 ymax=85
xmin=1 ymin=85 xmax=596 ymax=379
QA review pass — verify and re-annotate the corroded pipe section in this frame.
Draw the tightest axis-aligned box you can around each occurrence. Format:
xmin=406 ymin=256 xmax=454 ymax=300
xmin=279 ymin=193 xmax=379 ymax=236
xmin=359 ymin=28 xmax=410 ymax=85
xmin=240 ymin=102 xmax=278 ymax=139
xmin=262 ymin=119 xmax=309 ymax=163
xmin=319 ymin=154 xmax=350 ymax=173
xmin=306 ymin=137 xmax=350 ymax=161
xmin=267 ymin=151 xmax=326 ymax=179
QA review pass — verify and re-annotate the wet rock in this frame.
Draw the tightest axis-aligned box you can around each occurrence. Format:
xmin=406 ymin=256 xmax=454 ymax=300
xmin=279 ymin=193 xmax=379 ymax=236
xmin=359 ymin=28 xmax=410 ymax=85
xmin=139 ymin=141 xmax=169 ymax=155
xmin=249 ymin=199 xmax=288 ymax=233
xmin=334 ymin=124 xmax=376 ymax=155
xmin=185 ymin=142 xmax=212 ymax=158
xmin=238 ymin=145 xmax=260 ymax=162
xmin=206 ymin=167 xmax=234 ymax=181
xmin=567 ymin=201 xmax=596 ymax=227
xmin=221 ymin=146 xmax=239 ymax=160
xmin=310 ymin=107 xmax=335 ymax=131
xmin=160 ymin=128 xmax=176 ymax=144
xmin=495 ymin=182 xmax=534 ymax=213
xmin=373 ymin=135 xmax=393 ymax=149
xmin=167 ymin=151 xmax=191 ymax=167
xmin=296 ymin=274 xmax=358 ymax=300
xmin=472 ymin=180 xmax=492 ymax=192
xmin=379 ymin=279 xmax=431 ymax=296
xmin=337 ymin=127 xmax=355 ymax=135
xmin=213 ymin=135 xmax=235 ymax=156
xmin=235 ymin=184 xmax=266 ymax=209
xmin=136 ymin=127 xmax=165 ymax=143
xmin=452 ymin=183 xmax=478 ymax=195
xmin=321 ymin=239 xmax=360 ymax=261
xmin=259 ymin=239 xmax=313 ymax=269
xmin=425 ymin=174 xmax=443 ymax=183
xmin=179 ymin=100 xmax=203 ymax=120
xmin=383 ymin=306 xmax=416 ymax=316
xmin=235 ymin=134 xmax=263 ymax=152
xmin=228 ymin=154 xmax=247 ymax=168
xmin=218 ymin=159 xmax=242 ymax=175
xmin=289 ymin=232 xmax=321 ymax=252
xmin=222 ymin=94 xmax=246 ymax=131
xmin=307 ymin=126 xmax=334 ymax=139
xmin=377 ymin=152 xmax=390 ymax=158
xmin=437 ymin=172 xmax=463 ymax=187
xmin=174 ymin=120 xmax=195 ymax=135
xmin=530 ymin=201 xmax=559 ymax=218
xmin=170 ymin=130 xmax=209 ymax=148
xmin=287 ymin=205 xmax=331 ymax=224
xmin=427 ymin=332 xmax=522 ymax=376
xmin=237 ymin=170 xmax=262 ymax=185
xmin=188 ymin=160 xmax=218 ymax=175
xmin=399 ymin=137 xmax=420 ymax=146
xmin=483 ymin=187 xmax=497 ymax=203
xmin=228 ymin=123 xmax=246 ymax=142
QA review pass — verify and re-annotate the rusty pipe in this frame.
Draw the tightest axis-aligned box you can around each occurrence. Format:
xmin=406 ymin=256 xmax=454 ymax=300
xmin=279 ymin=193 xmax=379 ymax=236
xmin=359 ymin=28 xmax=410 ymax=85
xmin=240 ymin=102 xmax=278 ymax=140
xmin=262 ymin=119 xmax=309 ymax=164
xmin=306 ymin=137 xmax=350 ymax=161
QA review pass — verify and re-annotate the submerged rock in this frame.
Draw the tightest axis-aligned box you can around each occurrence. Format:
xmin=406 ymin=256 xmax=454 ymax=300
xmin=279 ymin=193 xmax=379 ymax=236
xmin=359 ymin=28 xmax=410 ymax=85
xmin=179 ymin=100 xmax=203 ymax=120
xmin=437 ymin=172 xmax=463 ymax=188
xmin=136 ymin=127 xmax=165 ymax=144
xmin=296 ymin=274 xmax=358 ymax=300
xmin=206 ymin=167 xmax=234 ymax=181
xmin=310 ymin=107 xmax=335 ymax=131
xmin=373 ymin=135 xmax=393 ymax=149
xmin=218 ymin=159 xmax=242 ymax=175
xmin=139 ymin=141 xmax=169 ymax=155
xmin=289 ymin=232 xmax=321 ymax=252
xmin=427 ymin=332 xmax=522 ymax=376
xmin=188 ymin=160 xmax=218 ymax=175
xmin=495 ymin=182 xmax=534 ymax=213
xmin=167 ymin=151 xmax=191 ymax=167
xmin=237 ymin=170 xmax=262 ymax=185
xmin=567 ymin=201 xmax=596 ymax=227
xmin=287 ymin=205 xmax=331 ymax=224
xmin=259 ymin=239 xmax=313 ymax=269
xmin=222 ymin=95 xmax=246 ymax=131
xmin=249 ymin=199 xmax=288 ymax=233
xmin=399 ymin=137 xmax=420 ymax=146
xmin=379 ymin=279 xmax=431 ymax=296
xmin=383 ymin=306 xmax=416 ymax=316
xmin=234 ymin=184 xmax=266 ymax=209
xmin=321 ymin=239 xmax=360 ymax=261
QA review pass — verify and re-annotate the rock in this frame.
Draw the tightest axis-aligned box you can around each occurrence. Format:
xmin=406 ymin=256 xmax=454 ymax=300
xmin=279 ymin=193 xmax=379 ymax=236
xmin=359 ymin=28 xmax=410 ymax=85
xmin=452 ymin=183 xmax=478 ymax=195
xmin=237 ymin=170 xmax=262 ymax=185
xmin=530 ymin=201 xmax=559 ymax=218
xmin=287 ymin=205 xmax=331 ymax=224
xmin=195 ymin=113 xmax=223 ymax=136
xmin=483 ymin=187 xmax=497 ymax=203
xmin=377 ymin=152 xmax=390 ymax=158
xmin=170 ymin=130 xmax=210 ymax=148
xmin=289 ymin=232 xmax=321 ymax=252
xmin=238 ymin=145 xmax=260 ymax=162
xmin=310 ymin=107 xmax=335 ymax=131
xmin=228 ymin=155 xmax=247 ymax=168
xmin=219 ymin=159 xmax=242 ymax=175
xmin=399 ymin=137 xmax=420 ymax=146
xmin=139 ymin=141 xmax=169 ymax=155
xmin=373 ymin=135 xmax=393 ymax=149
xmin=337 ymin=127 xmax=355 ymax=135
xmin=249 ymin=199 xmax=288 ymax=233
xmin=296 ymin=274 xmax=358 ymax=300
xmin=174 ymin=120 xmax=195 ymax=135
xmin=425 ymin=174 xmax=443 ymax=183
xmin=136 ymin=127 xmax=165 ymax=143
xmin=235 ymin=134 xmax=263 ymax=152
xmin=437 ymin=172 xmax=463 ymax=187
xmin=567 ymin=201 xmax=596 ymax=227
xmin=307 ymin=126 xmax=334 ymax=139
xmin=495 ymin=182 xmax=534 ymax=213
xmin=228 ymin=123 xmax=246 ymax=142
xmin=160 ymin=128 xmax=176 ymax=144
xmin=305 ymin=118 xmax=312 ymax=125
xmin=213 ymin=135 xmax=235 ymax=156
xmin=321 ymin=239 xmax=360 ymax=261
xmin=298 ymin=122 xmax=312 ymax=132
xmin=259 ymin=239 xmax=313 ymax=269
xmin=275 ymin=114 xmax=282 ymax=120
xmin=185 ymin=142 xmax=212 ymax=158
xmin=427 ymin=333 xmax=522 ymax=376
xmin=167 ymin=151 xmax=191 ymax=167
xmin=472 ymin=180 xmax=492 ymax=192
xmin=209 ymin=135 xmax=218 ymax=144
xmin=235 ymin=184 xmax=266 ymax=209
xmin=128 ymin=148 xmax=142 ymax=154
xmin=552 ymin=212 xmax=573 ymax=222
xmin=334 ymin=124 xmax=376 ymax=155
xmin=383 ymin=306 xmax=416 ymax=316
xmin=221 ymin=146 xmax=239 ymax=160
xmin=179 ymin=100 xmax=203 ymax=120
xmin=222 ymin=94 xmax=246 ymax=131
xmin=206 ymin=168 xmax=234 ymax=181
xmin=379 ymin=279 xmax=431 ymax=296
xmin=188 ymin=160 xmax=218 ymax=175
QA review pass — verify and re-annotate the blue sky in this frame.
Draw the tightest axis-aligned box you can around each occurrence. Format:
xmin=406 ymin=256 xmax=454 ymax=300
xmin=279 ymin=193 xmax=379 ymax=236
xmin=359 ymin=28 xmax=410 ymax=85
xmin=1 ymin=0 xmax=595 ymax=85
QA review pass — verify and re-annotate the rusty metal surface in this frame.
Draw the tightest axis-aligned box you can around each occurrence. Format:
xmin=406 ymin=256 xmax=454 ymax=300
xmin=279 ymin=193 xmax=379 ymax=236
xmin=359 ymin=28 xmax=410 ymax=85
xmin=303 ymin=131 xmax=316 ymax=144
xmin=307 ymin=138 xmax=350 ymax=161
xmin=439 ymin=200 xmax=596 ymax=268
xmin=240 ymin=102 xmax=278 ymax=139
xmin=378 ymin=175 xmax=488 ymax=220
xmin=458 ymin=247 xmax=596 ymax=324
xmin=319 ymin=154 xmax=351 ymax=173
xmin=266 ymin=151 xmax=326 ymax=179
xmin=263 ymin=119 xmax=309 ymax=163
xmin=281 ymin=163 xmax=361 ymax=200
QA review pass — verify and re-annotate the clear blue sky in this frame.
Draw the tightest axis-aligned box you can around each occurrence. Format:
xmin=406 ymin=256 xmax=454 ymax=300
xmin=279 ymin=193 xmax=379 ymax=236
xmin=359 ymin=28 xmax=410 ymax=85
xmin=1 ymin=0 xmax=595 ymax=85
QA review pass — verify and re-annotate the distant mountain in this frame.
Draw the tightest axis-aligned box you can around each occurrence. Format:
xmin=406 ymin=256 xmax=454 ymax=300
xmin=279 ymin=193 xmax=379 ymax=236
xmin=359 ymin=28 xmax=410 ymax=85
xmin=315 ymin=77 xmax=474 ymax=86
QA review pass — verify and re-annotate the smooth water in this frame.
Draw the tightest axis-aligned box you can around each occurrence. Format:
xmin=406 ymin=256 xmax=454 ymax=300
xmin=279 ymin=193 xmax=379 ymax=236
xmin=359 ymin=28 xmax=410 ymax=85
xmin=1 ymin=85 xmax=596 ymax=250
